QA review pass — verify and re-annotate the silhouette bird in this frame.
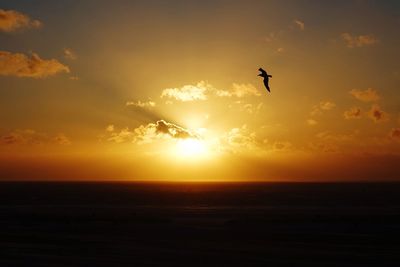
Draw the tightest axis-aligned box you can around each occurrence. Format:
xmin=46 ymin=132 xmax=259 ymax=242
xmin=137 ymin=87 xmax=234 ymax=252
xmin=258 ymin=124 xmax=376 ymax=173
xmin=258 ymin=68 xmax=272 ymax=92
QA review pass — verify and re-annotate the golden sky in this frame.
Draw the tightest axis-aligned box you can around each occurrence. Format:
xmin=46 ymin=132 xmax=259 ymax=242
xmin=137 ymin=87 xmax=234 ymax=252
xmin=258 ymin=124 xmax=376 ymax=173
xmin=0 ymin=1 xmax=399 ymax=181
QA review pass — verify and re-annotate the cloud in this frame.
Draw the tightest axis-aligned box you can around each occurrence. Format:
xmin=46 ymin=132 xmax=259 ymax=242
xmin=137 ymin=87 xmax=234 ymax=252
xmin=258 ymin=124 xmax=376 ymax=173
xmin=344 ymin=107 xmax=362 ymax=119
xmin=273 ymin=141 xmax=292 ymax=151
xmin=107 ymin=128 xmax=135 ymax=143
xmin=293 ymin=19 xmax=305 ymax=31
xmin=106 ymin=125 xmax=114 ymax=132
xmin=221 ymin=125 xmax=257 ymax=152
xmin=389 ymin=128 xmax=400 ymax=142
xmin=0 ymin=51 xmax=70 ymax=78
xmin=307 ymin=119 xmax=317 ymax=126
xmin=349 ymin=88 xmax=380 ymax=102
xmin=320 ymin=101 xmax=336 ymax=110
xmin=135 ymin=120 xmax=196 ymax=144
xmin=161 ymin=81 xmax=211 ymax=101
xmin=126 ymin=100 xmax=156 ymax=109
xmin=0 ymin=129 xmax=39 ymax=145
xmin=105 ymin=120 xmax=196 ymax=144
xmin=308 ymin=142 xmax=339 ymax=153
xmin=230 ymin=101 xmax=263 ymax=114
xmin=368 ymin=104 xmax=389 ymax=123
xmin=316 ymin=131 xmax=356 ymax=143
xmin=0 ymin=9 xmax=42 ymax=32
xmin=219 ymin=126 xmax=295 ymax=155
xmin=265 ymin=32 xmax=281 ymax=43
xmin=0 ymin=129 xmax=70 ymax=145
xmin=311 ymin=101 xmax=336 ymax=116
xmin=244 ymin=103 xmax=263 ymax=114
xmin=63 ymin=48 xmax=77 ymax=60
xmin=52 ymin=133 xmax=71 ymax=145
xmin=217 ymin=83 xmax=261 ymax=97
xmin=161 ymin=81 xmax=260 ymax=102
xmin=341 ymin=33 xmax=379 ymax=48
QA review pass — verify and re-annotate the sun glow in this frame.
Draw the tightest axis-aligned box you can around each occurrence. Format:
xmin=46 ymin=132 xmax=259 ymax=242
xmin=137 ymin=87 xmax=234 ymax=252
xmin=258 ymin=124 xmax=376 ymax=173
xmin=175 ymin=138 xmax=208 ymax=158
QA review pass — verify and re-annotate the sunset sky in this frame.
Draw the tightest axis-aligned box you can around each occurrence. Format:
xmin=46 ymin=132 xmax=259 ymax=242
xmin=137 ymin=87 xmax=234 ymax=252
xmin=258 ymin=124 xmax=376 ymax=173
xmin=0 ymin=0 xmax=399 ymax=181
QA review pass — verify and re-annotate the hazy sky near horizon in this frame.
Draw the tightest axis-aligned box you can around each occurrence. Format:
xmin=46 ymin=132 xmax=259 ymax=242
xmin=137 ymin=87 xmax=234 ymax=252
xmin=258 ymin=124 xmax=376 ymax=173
xmin=0 ymin=0 xmax=399 ymax=181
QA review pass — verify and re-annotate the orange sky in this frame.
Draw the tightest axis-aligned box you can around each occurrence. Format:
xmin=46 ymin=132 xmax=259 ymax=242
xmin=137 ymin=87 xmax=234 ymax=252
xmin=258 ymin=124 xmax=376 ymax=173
xmin=0 ymin=1 xmax=399 ymax=181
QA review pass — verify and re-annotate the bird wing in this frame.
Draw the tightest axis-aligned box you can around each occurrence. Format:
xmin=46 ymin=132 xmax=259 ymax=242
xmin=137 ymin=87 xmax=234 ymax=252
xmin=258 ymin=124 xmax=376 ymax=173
xmin=263 ymin=79 xmax=270 ymax=92
xmin=258 ymin=68 xmax=267 ymax=76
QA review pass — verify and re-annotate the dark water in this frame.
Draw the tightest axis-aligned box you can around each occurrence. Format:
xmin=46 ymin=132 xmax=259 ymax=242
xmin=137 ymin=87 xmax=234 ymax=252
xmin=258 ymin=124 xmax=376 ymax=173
xmin=1 ymin=182 xmax=400 ymax=266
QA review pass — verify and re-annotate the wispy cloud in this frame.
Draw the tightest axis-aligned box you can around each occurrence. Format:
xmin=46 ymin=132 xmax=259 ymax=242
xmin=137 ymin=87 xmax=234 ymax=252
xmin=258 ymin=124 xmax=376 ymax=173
xmin=320 ymin=101 xmax=336 ymax=110
xmin=311 ymin=101 xmax=336 ymax=116
xmin=349 ymin=88 xmax=380 ymax=102
xmin=242 ymin=103 xmax=263 ymax=114
xmin=316 ymin=131 xmax=356 ymax=144
xmin=105 ymin=125 xmax=115 ymax=132
xmin=344 ymin=107 xmax=362 ymax=119
xmin=293 ymin=19 xmax=305 ymax=31
xmin=273 ymin=141 xmax=292 ymax=151
xmin=219 ymin=125 xmax=294 ymax=154
xmin=217 ymin=83 xmax=261 ymax=98
xmin=63 ymin=48 xmax=77 ymax=60
xmin=308 ymin=142 xmax=339 ymax=153
xmin=265 ymin=31 xmax=281 ymax=43
xmin=341 ymin=33 xmax=379 ymax=48
xmin=0 ymin=9 xmax=42 ymax=32
xmin=0 ymin=51 xmax=70 ymax=78
xmin=307 ymin=119 xmax=318 ymax=126
xmin=220 ymin=125 xmax=257 ymax=152
xmin=161 ymin=81 xmax=260 ymax=102
xmin=126 ymin=100 xmax=156 ymax=109
xmin=52 ymin=133 xmax=72 ymax=145
xmin=106 ymin=128 xmax=135 ymax=143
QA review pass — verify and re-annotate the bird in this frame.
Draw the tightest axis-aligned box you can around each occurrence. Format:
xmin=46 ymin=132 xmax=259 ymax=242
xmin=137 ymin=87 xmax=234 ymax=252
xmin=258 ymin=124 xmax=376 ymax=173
xmin=258 ymin=68 xmax=272 ymax=92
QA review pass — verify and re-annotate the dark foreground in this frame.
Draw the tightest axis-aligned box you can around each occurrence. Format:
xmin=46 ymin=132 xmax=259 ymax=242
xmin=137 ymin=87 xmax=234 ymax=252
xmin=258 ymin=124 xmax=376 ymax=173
xmin=1 ymin=182 xmax=400 ymax=267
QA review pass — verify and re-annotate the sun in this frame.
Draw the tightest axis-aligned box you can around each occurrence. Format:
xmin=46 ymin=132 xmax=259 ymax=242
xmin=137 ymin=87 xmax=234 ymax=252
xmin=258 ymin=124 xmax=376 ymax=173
xmin=175 ymin=138 xmax=208 ymax=158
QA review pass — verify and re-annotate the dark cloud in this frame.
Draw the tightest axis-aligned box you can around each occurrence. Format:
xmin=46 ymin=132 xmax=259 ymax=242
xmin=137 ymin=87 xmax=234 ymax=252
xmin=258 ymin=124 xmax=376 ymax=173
xmin=104 ymin=120 xmax=196 ymax=144
xmin=0 ymin=51 xmax=70 ymax=78
xmin=0 ymin=129 xmax=70 ymax=145
xmin=389 ymin=128 xmax=400 ymax=142
xmin=0 ymin=9 xmax=42 ymax=32
xmin=368 ymin=104 xmax=389 ymax=123
xmin=151 ymin=120 xmax=195 ymax=139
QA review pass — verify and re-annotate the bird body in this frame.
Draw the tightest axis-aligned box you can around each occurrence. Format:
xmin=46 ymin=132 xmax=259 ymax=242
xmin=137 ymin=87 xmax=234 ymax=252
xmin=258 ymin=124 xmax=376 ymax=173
xmin=258 ymin=67 xmax=272 ymax=92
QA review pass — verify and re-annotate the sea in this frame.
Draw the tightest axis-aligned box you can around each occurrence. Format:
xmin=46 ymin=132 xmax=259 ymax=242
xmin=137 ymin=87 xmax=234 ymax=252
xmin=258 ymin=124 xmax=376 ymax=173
xmin=1 ymin=182 xmax=399 ymax=266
